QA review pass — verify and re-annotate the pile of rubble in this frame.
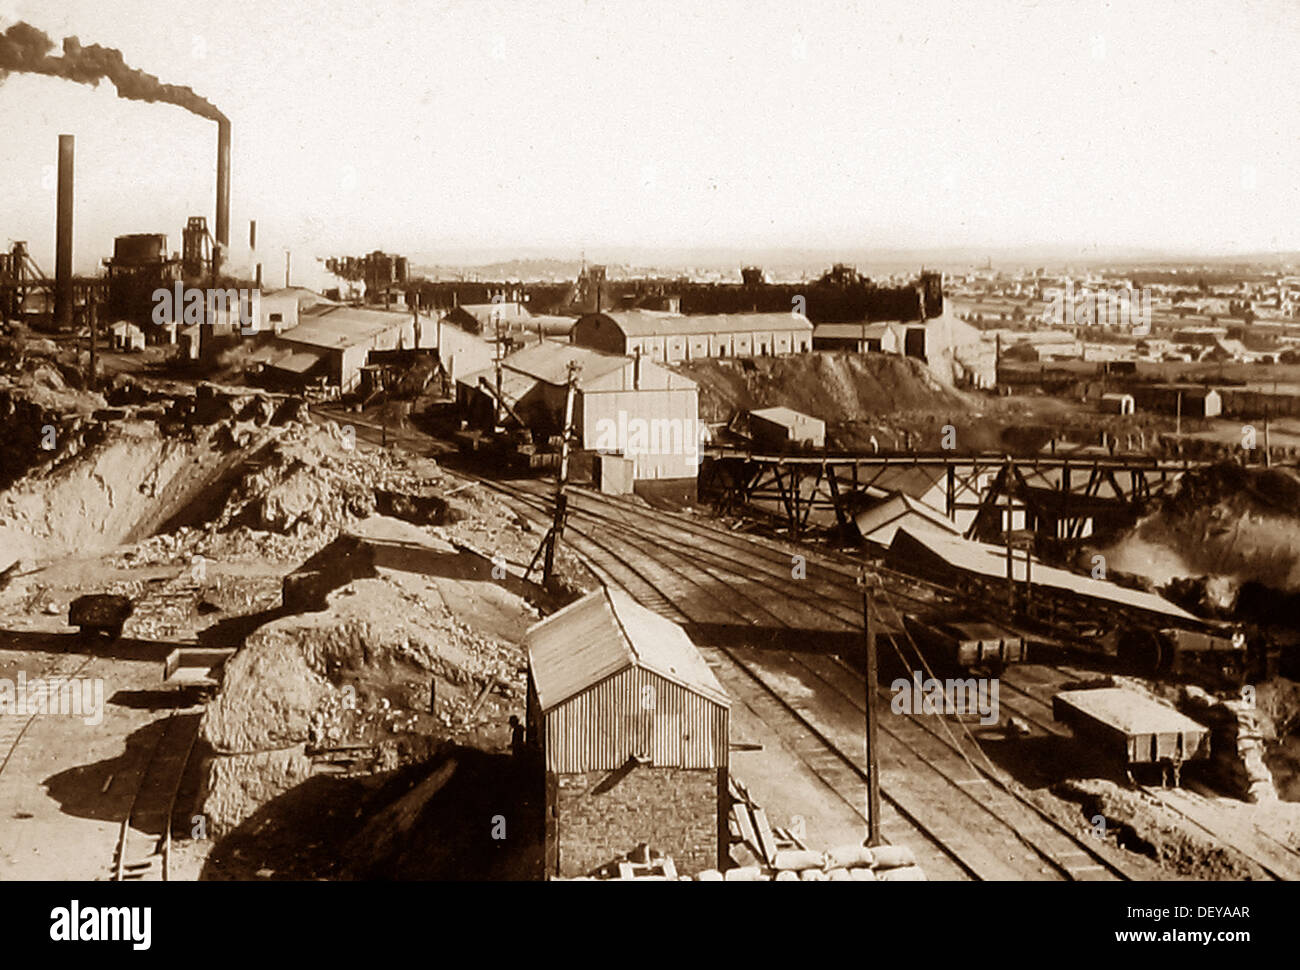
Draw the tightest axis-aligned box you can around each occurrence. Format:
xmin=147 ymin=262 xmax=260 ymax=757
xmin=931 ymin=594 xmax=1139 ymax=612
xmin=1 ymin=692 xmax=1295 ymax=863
xmin=1181 ymin=684 xmax=1278 ymax=803
xmin=1054 ymin=776 xmax=1269 ymax=879
xmin=107 ymin=418 xmax=465 ymax=568
xmin=197 ymin=516 xmax=538 ymax=837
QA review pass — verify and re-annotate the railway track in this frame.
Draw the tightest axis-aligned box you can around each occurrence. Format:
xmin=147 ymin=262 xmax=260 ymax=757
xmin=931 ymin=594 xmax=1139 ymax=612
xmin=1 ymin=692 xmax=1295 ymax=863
xmin=992 ymin=663 xmax=1300 ymax=880
xmin=337 ymin=431 xmax=1300 ymax=881
xmin=111 ymin=709 xmax=201 ymax=882
xmin=476 ymin=475 xmax=1148 ymax=880
xmin=0 ymin=651 xmax=96 ymax=784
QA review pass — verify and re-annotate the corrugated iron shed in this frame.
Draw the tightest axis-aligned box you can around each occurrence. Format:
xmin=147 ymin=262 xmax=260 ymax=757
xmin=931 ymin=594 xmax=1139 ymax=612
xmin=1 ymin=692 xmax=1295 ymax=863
xmin=590 ymin=310 xmax=813 ymax=337
xmin=526 ymin=587 xmax=729 ymax=712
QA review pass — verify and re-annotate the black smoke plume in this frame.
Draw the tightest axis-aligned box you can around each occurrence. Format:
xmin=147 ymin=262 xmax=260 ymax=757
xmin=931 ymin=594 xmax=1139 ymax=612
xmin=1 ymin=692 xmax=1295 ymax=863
xmin=0 ymin=20 xmax=225 ymax=122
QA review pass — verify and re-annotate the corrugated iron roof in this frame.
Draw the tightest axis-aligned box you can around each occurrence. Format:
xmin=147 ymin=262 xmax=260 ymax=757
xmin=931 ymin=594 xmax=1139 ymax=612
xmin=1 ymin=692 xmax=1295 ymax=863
xmin=854 ymin=494 xmax=959 ymax=546
xmin=862 ymin=465 xmax=947 ymax=501
xmin=267 ymin=349 xmax=326 ymax=374
xmin=279 ymin=305 xmax=411 ymax=349
xmin=813 ymin=322 xmax=901 ymax=339
xmin=262 ymin=286 xmax=336 ymax=311
xmin=456 ymin=302 xmax=529 ymax=321
xmin=588 ymin=310 xmax=813 ymax=337
xmin=455 ymin=366 xmax=539 ymax=404
xmin=749 ymin=406 xmax=822 ymax=427
xmin=526 ymin=587 xmax=729 ymax=712
xmin=890 ymin=526 xmax=1197 ymax=621
xmin=499 ymin=341 xmax=634 ymax=388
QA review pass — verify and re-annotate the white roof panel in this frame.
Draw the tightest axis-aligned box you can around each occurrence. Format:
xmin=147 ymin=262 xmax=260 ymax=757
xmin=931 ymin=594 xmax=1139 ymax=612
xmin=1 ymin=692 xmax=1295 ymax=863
xmin=526 ymin=587 xmax=728 ymax=711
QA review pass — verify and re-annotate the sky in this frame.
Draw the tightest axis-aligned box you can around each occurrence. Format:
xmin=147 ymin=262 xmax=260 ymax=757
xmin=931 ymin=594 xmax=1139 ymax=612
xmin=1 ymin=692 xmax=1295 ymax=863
xmin=1 ymin=0 xmax=1298 ymax=278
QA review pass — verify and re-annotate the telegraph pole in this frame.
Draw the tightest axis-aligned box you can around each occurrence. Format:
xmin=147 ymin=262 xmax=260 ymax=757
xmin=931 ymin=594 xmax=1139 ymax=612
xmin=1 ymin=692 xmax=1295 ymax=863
xmin=542 ymin=361 xmax=580 ymax=588
xmin=86 ymin=296 xmax=97 ymax=390
xmin=859 ymin=569 xmax=882 ymax=847
xmin=493 ymin=313 xmax=505 ymax=430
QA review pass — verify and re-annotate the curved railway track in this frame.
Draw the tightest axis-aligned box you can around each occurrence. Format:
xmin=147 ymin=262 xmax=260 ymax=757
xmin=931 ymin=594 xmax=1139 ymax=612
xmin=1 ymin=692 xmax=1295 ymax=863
xmin=0 ymin=651 xmax=96 ymax=783
xmin=111 ymin=709 xmax=200 ymax=882
xmin=0 ymin=635 xmax=200 ymax=881
xmin=475 ymin=474 xmax=1149 ymax=880
xmin=333 ymin=425 xmax=1300 ymax=881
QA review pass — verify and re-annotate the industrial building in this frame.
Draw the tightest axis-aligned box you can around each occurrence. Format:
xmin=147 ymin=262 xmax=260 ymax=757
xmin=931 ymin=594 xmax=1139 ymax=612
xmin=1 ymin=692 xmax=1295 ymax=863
xmin=812 ymin=321 xmax=908 ymax=354
xmin=524 ymin=587 xmax=730 ymax=878
xmin=748 ymin=406 xmax=825 ymax=450
xmin=443 ymin=300 xmax=575 ymax=340
xmin=854 ymin=493 xmax=961 ymax=549
xmin=1132 ymin=384 xmax=1223 ymax=419
xmin=262 ymin=304 xmax=418 ymax=393
xmin=813 ymin=312 xmax=985 ymax=363
xmin=258 ymin=286 xmax=325 ymax=334
xmin=443 ymin=301 xmax=531 ymax=336
xmin=107 ymin=321 xmax=145 ymax=352
xmin=102 ymin=232 xmax=182 ymax=326
xmin=457 ymin=341 xmax=701 ymax=483
xmin=570 ymin=310 xmax=813 ymax=362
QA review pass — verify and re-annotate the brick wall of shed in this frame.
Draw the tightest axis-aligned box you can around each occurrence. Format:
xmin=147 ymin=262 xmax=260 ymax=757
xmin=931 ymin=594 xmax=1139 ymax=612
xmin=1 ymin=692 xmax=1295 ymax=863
xmin=552 ymin=766 xmax=721 ymax=877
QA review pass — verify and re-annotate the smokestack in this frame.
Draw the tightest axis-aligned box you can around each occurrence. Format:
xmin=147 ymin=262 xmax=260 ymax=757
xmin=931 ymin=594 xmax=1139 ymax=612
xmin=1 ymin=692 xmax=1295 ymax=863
xmin=54 ymin=134 xmax=73 ymax=329
xmin=249 ymin=220 xmax=258 ymax=288
xmin=215 ymin=120 xmax=230 ymax=277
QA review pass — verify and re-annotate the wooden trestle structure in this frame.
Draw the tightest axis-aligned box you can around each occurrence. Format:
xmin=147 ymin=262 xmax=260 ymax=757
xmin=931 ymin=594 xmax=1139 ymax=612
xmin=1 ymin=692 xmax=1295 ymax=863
xmin=698 ymin=448 xmax=1223 ymax=540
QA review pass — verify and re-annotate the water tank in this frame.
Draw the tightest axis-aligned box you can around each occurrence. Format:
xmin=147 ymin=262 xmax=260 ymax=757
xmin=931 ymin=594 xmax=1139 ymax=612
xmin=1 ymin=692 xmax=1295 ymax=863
xmin=113 ymin=233 xmax=167 ymax=265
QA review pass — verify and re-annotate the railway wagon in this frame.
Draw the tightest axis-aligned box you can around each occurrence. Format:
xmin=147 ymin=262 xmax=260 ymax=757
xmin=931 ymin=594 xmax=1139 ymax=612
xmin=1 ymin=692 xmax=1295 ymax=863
xmin=163 ymin=647 xmax=236 ymax=696
xmin=1117 ymin=624 xmax=1249 ymax=683
xmin=1162 ymin=627 xmax=1248 ymax=679
xmin=903 ymin=615 xmax=1026 ymax=672
xmin=1053 ymin=687 xmax=1210 ymax=784
xmin=68 ymin=594 xmax=133 ymax=640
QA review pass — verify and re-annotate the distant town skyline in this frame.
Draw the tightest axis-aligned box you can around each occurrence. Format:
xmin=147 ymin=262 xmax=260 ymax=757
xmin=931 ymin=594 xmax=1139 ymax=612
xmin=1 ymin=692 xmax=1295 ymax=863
xmin=2 ymin=0 xmax=1298 ymax=278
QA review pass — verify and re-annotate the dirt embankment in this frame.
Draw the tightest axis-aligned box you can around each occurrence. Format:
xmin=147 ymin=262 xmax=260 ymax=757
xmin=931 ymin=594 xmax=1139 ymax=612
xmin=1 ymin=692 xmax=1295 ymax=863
xmin=674 ymin=352 xmax=990 ymax=450
xmin=677 ymin=352 xmax=972 ymax=425
xmin=0 ymin=379 xmax=306 ymax=567
xmin=676 ymin=352 xmax=1120 ymax=453
xmin=1054 ymin=777 xmax=1271 ymax=879
xmin=197 ymin=516 xmax=545 ymax=839
xmin=0 ymin=334 xmax=106 ymax=487
xmin=0 ymin=420 xmax=199 ymax=564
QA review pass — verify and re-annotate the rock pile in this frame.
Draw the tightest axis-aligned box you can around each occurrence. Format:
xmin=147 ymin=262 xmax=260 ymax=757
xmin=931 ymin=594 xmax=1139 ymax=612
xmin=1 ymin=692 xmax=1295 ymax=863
xmin=1181 ymin=685 xmax=1278 ymax=803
